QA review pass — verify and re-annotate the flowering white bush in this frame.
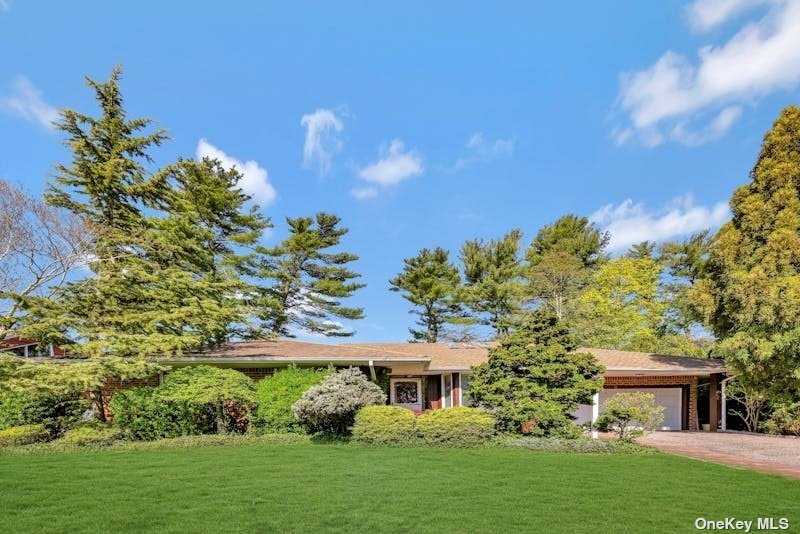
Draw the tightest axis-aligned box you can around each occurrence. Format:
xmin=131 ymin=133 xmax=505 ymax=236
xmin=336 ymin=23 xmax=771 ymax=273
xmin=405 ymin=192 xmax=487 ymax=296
xmin=292 ymin=368 xmax=386 ymax=435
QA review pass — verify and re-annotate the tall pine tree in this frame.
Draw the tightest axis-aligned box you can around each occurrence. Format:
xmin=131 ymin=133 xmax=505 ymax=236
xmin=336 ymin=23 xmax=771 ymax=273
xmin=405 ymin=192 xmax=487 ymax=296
xmin=251 ymin=213 xmax=365 ymax=337
xmin=389 ymin=247 xmax=466 ymax=342
xmin=460 ymin=229 xmax=525 ymax=337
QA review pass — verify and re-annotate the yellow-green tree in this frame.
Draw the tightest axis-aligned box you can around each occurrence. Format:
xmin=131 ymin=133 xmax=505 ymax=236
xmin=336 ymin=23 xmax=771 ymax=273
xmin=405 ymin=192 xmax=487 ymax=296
xmin=690 ymin=105 xmax=800 ymax=425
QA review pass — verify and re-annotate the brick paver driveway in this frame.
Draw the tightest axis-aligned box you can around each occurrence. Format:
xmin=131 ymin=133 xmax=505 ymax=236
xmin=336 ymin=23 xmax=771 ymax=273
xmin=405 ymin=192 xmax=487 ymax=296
xmin=639 ymin=431 xmax=800 ymax=478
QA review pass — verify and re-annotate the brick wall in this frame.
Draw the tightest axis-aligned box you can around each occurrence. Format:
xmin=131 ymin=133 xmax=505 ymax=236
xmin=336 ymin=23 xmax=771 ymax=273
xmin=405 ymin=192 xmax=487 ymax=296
xmin=234 ymin=367 xmax=277 ymax=381
xmin=603 ymin=375 xmax=699 ymax=431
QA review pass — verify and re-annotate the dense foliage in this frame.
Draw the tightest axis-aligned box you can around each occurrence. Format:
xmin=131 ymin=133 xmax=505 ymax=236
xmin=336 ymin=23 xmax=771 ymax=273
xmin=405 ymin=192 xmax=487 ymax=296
xmin=250 ymin=213 xmax=365 ymax=337
xmin=460 ymin=230 xmax=526 ymax=336
xmin=352 ymin=405 xmax=417 ymax=445
xmin=61 ymin=424 xmax=123 ymax=446
xmin=389 ymin=247 xmax=467 ymax=342
xmin=0 ymin=424 xmax=48 ymax=447
xmin=468 ymin=312 xmax=603 ymax=436
xmin=254 ymin=367 xmax=330 ymax=433
xmin=160 ymin=366 xmax=258 ymax=434
xmin=292 ymin=368 xmax=385 ymax=435
xmin=761 ymin=402 xmax=800 ymax=436
xmin=690 ymin=105 xmax=800 ymax=428
xmin=415 ymin=407 xmax=496 ymax=447
xmin=0 ymin=389 xmax=86 ymax=435
xmin=111 ymin=366 xmax=257 ymax=439
xmin=594 ymin=392 xmax=665 ymax=442
xmin=109 ymin=387 xmax=211 ymax=440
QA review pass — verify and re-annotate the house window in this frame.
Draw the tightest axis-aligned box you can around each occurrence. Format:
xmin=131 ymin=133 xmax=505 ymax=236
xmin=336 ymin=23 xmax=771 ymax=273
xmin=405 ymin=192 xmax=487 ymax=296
xmin=460 ymin=373 xmax=473 ymax=407
xmin=442 ymin=374 xmax=452 ymax=408
xmin=390 ymin=378 xmax=423 ymax=411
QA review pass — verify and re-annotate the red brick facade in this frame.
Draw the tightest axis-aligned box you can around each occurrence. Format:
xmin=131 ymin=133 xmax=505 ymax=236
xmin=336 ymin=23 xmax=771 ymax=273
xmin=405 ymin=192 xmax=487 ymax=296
xmin=603 ymin=375 xmax=699 ymax=431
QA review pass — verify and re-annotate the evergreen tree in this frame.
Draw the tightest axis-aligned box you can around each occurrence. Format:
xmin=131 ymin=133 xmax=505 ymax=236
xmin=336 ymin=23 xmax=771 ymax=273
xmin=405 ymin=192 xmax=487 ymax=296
xmin=389 ymin=247 xmax=467 ymax=342
xmin=626 ymin=241 xmax=658 ymax=260
xmin=524 ymin=214 xmax=608 ymax=321
xmin=10 ymin=69 xmax=269 ymax=418
xmin=692 ymin=105 xmax=800 ymax=408
xmin=251 ymin=213 xmax=365 ymax=337
xmin=460 ymin=229 xmax=525 ymax=337
xmin=660 ymin=230 xmax=712 ymax=336
xmin=525 ymin=214 xmax=608 ymax=268
xmin=468 ymin=311 xmax=604 ymax=436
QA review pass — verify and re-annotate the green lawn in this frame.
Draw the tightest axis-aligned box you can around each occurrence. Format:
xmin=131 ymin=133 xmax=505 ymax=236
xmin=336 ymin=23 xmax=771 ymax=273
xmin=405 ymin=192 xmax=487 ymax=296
xmin=1 ymin=444 xmax=798 ymax=533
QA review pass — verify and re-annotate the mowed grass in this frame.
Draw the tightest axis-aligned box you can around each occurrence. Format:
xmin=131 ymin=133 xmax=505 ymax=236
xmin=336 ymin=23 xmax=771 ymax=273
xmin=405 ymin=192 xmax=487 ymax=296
xmin=1 ymin=444 xmax=799 ymax=533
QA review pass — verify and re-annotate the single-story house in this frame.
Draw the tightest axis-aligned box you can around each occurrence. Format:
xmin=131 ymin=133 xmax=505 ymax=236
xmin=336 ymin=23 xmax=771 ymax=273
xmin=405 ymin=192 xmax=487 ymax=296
xmin=163 ymin=340 xmax=727 ymax=433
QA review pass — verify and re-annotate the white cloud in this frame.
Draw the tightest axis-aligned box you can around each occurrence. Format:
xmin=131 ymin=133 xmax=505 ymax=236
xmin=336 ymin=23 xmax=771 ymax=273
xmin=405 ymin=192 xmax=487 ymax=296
xmin=445 ymin=132 xmax=515 ymax=172
xmin=1 ymin=76 xmax=59 ymax=129
xmin=358 ymin=139 xmax=423 ymax=186
xmin=590 ymin=195 xmax=730 ymax=251
xmin=349 ymin=186 xmax=379 ymax=200
xmin=0 ymin=0 xmax=10 ymax=12
xmin=614 ymin=0 xmax=800 ymax=146
xmin=196 ymin=139 xmax=277 ymax=206
xmin=686 ymin=0 xmax=769 ymax=32
xmin=466 ymin=132 xmax=516 ymax=157
xmin=301 ymin=108 xmax=344 ymax=177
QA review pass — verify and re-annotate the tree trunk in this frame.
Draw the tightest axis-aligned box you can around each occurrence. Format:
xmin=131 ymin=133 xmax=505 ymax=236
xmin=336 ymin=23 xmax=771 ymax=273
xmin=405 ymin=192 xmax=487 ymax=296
xmin=90 ymin=389 xmax=107 ymax=422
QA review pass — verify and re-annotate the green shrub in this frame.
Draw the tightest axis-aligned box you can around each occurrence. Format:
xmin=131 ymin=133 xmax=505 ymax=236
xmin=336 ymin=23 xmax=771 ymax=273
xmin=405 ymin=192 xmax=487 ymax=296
xmin=292 ymin=367 xmax=386 ymax=435
xmin=0 ymin=390 xmax=87 ymax=436
xmin=110 ymin=387 xmax=211 ymax=440
xmin=254 ymin=367 xmax=330 ymax=433
xmin=594 ymin=392 xmax=665 ymax=442
xmin=416 ymin=407 xmax=495 ymax=447
xmin=762 ymin=402 xmax=800 ymax=436
xmin=495 ymin=435 xmax=656 ymax=454
xmin=352 ymin=406 xmax=417 ymax=445
xmin=161 ymin=366 xmax=258 ymax=434
xmin=61 ymin=424 xmax=123 ymax=446
xmin=0 ymin=424 xmax=49 ymax=447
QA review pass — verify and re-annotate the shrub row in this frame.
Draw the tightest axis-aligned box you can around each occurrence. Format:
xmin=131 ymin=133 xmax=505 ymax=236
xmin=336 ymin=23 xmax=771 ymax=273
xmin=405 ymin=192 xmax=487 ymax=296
xmin=353 ymin=406 xmax=496 ymax=447
xmin=0 ymin=390 xmax=87 ymax=436
xmin=0 ymin=424 xmax=49 ymax=447
xmin=110 ymin=366 xmax=257 ymax=440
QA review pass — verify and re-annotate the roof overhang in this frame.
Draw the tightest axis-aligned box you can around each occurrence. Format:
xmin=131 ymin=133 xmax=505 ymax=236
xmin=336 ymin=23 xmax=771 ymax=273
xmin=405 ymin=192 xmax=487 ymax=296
xmin=160 ymin=356 xmax=431 ymax=367
xmin=604 ymin=368 xmax=725 ymax=377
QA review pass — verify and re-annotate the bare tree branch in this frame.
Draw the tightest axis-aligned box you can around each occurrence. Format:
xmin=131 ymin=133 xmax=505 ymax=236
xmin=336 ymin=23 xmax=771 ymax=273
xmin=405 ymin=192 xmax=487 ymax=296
xmin=0 ymin=180 xmax=93 ymax=338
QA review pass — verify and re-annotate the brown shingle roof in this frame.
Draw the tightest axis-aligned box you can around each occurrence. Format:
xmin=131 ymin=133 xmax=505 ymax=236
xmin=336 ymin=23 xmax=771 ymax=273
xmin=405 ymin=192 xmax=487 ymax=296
xmin=182 ymin=340 xmax=725 ymax=373
xmin=577 ymin=347 xmax=725 ymax=372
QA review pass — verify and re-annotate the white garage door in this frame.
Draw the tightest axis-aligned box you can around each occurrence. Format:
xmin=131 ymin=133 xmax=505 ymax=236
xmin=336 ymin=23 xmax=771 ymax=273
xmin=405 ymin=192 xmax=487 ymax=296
xmin=572 ymin=387 xmax=683 ymax=430
xmin=601 ymin=388 xmax=683 ymax=431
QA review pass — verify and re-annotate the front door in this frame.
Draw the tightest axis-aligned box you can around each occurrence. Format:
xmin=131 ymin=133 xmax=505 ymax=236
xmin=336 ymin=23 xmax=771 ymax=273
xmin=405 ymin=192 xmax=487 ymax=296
xmin=390 ymin=378 xmax=423 ymax=412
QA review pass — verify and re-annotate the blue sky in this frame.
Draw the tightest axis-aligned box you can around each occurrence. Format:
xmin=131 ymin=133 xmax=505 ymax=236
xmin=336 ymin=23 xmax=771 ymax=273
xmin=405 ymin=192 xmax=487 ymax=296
xmin=2 ymin=1 xmax=799 ymax=342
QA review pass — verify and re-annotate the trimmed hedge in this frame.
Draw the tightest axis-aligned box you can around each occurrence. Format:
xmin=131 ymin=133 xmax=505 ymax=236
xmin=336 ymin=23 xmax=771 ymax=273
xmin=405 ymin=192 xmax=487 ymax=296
xmin=416 ymin=407 xmax=495 ymax=447
xmin=0 ymin=390 xmax=86 ymax=436
xmin=254 ymin=367 xmax=330 ymax=433
xmin=110 ymin=387 xmax=212 ymax=440
xmin=0 ymin=424 xmax=49 ymax=447
xmin=61 ymin=424 xmax=124 ymax=446
xmin=352 ymin=406 xmax=417 ymax=445
xmin=161 ymin=366 xmax=258 ymax=434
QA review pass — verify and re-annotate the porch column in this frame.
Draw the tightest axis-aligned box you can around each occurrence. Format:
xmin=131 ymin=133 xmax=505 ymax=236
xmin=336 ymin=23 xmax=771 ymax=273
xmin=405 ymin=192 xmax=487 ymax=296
xmin=708 ymin=374 xmax=720 ymax=432
xmin=590 ymin=392 xmax=599 ymax=439
xmin=688 ymin=378 xmax=699 ymax=431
